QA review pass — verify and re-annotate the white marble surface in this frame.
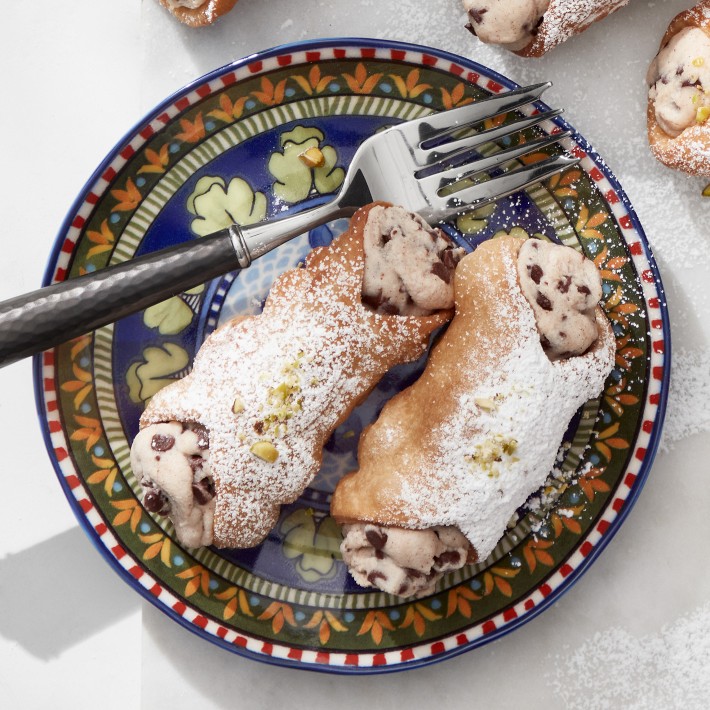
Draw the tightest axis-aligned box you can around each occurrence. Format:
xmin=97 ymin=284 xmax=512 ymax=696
xmin=2 ymin=0 xmax=710 ymax=707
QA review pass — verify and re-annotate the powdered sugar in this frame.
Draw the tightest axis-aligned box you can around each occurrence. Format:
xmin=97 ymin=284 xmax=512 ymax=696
xmin=549 ymin=602 xmax=710 ymax=709
xmin=660 ymin=346 xmax=710 ymax=451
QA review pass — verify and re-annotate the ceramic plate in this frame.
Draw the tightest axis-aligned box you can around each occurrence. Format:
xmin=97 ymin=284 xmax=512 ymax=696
xmin=35 ymin=38 xmax=669 ymax=673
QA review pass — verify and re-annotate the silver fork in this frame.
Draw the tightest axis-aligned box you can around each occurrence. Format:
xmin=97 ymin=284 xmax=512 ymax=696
xmin=0 ymin=82 xmax=577 ymax=368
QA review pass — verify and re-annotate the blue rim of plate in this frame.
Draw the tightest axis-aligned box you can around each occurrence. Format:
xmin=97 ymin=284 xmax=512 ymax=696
xmin=33 ymin=37 xmax=670 ymax=673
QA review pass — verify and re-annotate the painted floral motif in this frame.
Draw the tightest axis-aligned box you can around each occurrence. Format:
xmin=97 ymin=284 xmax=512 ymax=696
xmin=268 ymin=126 xmax=345 ymax=204
xmin=455 ymin=202 xmax=496 ymax=235
xmin=111 ymin=178 xmax=142 ymax=212
xmin=390 ymin=68 xmax=431 ymax=99
xmin=207 ymin=93 xmax=249 ymax=124
xmin=303 ymin=610 xmax=348 ymax=645
xmin=126 ymin=342 xmax=191 ymax=404
xmin=143 ymin=285 xmax=205 ymax=335
xmin=292 ymin=65 xmax=337 ymax=96
xmin=215 ymin=586 xmax=254 ymax=621
xmin=280 ymin=508 xmax=342 ymax=583
xmin=188 ymin=176 xmax=267 ymax=237
xmin=343 ymin=63 xmax=383 ymax=95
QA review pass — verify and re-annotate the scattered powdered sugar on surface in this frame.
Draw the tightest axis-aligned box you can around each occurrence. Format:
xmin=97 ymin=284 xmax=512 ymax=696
xmin=659 ymin=346 xmax=710 ymax=452
xmin=548 ymin=601 xmax=710 ymax=709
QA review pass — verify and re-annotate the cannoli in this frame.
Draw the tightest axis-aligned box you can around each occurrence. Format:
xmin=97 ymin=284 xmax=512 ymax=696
xmin=462 ymin=0 xmax=630 ymax=57
xmin=331 ymin=236 xmax=615 ymax=598
xmin=156 ymin=0 xmax=239 ymax=27
xmin=646 ymin=1 xmax=710 ymax=176
xmin=130 ymin=203 xmax=464 ymax=549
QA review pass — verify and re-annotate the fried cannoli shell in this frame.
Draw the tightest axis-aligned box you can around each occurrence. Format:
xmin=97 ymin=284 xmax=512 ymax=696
xmin=331 ymin=237 xmax=615 ymax=562
xmin=647 ymin=1 xmax=710 ymax=177
xmin=514 ymin=0 xmax=630 ymax=57
xmin=157 ymin=0 xmax=239 ymax=27
xmin=137 ymin=202 xmax=452 ymax=549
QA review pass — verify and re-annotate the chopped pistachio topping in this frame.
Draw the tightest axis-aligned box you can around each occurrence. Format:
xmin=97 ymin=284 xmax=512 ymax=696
xmin=474 ymin=397 xmax=497 ymax=412
xmin=298 ymin=147 xmax=325 ymax=168
xmin=258 ymin=352 xmax=307 ymax=436
xmin=696 ymin=106 xmax=710 ymax=124
xmin=232 ymin=397 xmax=245 ymax=414
xmin=465 ymin=435 xmax=519 ymax=478
xmin=250 ymin=441 xmax=279 ymax=463
xmin=693 ymin=56 xmax=705 ymax=68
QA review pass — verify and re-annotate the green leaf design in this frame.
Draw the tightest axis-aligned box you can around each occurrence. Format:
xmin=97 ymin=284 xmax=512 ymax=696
xmin=188 ymin=176 xmax=267 ymax=236
xmin=281 ymin=509 xmax=342 ymax=583
xmin=268 ymin=126 xmax=345 ymax=204
xmin=144 ymin=297 xmax=194 ymax=335
xmin=126 ymin=342 xmax=190 ymax=404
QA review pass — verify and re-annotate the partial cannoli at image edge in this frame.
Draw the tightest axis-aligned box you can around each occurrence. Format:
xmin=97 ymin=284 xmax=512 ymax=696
xmin=129 ymin=202 xmax=464 ymax=549
xmin=330 ymin=236 xmax=616 ymax=599
xmin=646 ymin=1 xmax=710 ymax=176
xmin=462 ymin=0 xmax=630 ymax=57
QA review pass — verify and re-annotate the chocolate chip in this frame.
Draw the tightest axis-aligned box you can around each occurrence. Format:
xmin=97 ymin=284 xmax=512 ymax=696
xmin=431 ymin=260 xmax=453 ymax=284
xmin=379 ymin=301 xmax=400 ymax=316
xmin=367 ymin=571 xmax=387 ymax=584
xmin=375 ymin=549 xmax=384 ymax=560
xmin=540 ymin=335 xmax=552 ymax=351
xmin=557 ymin=275 xmax=572 ymax=293
xmin=536 ymin=292 xmax=553 ymax=311
xmin=464 ymin=22 xmax=478 ymax=37
xmin=365 ymin=529 xmax=388 ymax=550
xmin=529 ymin=263 xmax=543 ymax=284
xmin=362 ymin=290 xmax=385 ymax=311
xmin=404 ymin=567 xmax=424 ymax=579
xmin=144 ymin=487 xmax=170 ymax=514
xmin=192 ymin=478 xmax=215 ymax=505
xmin=676 ymin=65 xmax=684 ymax=76
xmin=435 ymin=550 xmax=461 ymax=568
xmin=151 ymin=434 xmax=175 ymax=452
xmin=577 ymin=284 xmax=591 ymax=296
xmin=469 ymin=7 xmax=487 ymax=23
xmin=254 ymin=420 xmax=265 ymax=435
xmin=439 ymin=248 xmax=461 ymax=271
xmin=188 ymin=455 xmax=204 ymax=472
xmin=381 ymin=229 xmax=393 ymax=245
xmin=397 ymin=583 xmax=410 ymax=596
xmin=187 ymin=423 xmax=209 ymax=449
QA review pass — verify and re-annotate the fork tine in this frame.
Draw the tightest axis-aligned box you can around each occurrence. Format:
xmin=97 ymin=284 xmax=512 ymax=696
xmin=395 ymin=82 xmax=552 ymax=144
xmin=414 ymin=109 xmax=563 ymax=167
xmin=423 ymin=154 xmax=580 ymax=222
xmin=417 ymin=131 xmax=572 ymax=192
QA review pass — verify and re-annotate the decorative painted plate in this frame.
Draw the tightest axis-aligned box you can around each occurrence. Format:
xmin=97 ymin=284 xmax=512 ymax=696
xmin=35 ymin=38 xmax=669 ymax=673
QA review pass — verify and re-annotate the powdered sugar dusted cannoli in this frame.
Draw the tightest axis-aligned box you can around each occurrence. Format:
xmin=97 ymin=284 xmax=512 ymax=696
xmin=463 ymin=0 xmax=630 ymax=58
xmin=157 ymin=0 xmax=239 ymax=27
xmin=332 ymin=236 xmax=615 ymax=598
xmin=130 ymin=203 xmax=463 ymax=549
xmin=647 ymin=1 xmax=710 ymax=176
